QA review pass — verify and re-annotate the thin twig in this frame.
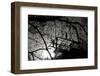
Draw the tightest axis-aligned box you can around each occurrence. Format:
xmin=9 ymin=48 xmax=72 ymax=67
xmin=29 ymin=22 xmax=53 ymax=59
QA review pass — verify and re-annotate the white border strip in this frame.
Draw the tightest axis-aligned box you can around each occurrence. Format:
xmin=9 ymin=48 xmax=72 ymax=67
xmin=20 ymin=6 xmax=95 ymax=70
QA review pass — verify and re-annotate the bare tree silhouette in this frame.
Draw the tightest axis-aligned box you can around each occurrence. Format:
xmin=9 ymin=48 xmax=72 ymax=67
xmin=28 ymin=15 xmax=88 ymax=60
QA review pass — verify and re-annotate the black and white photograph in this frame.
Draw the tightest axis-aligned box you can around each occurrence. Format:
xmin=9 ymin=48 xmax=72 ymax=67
xmin=28 ymin=15 xmax=88 ymax=61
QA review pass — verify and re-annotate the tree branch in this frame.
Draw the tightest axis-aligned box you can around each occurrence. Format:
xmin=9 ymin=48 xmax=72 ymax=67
xmin=29 ymin=22 xmax=53 ymax=59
